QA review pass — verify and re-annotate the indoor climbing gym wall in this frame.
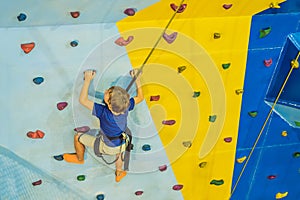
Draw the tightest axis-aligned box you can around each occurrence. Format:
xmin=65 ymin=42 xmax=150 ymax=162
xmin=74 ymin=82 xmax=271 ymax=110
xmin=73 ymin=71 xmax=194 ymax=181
xmin=1 ymin=0 xmax=300 ymax=200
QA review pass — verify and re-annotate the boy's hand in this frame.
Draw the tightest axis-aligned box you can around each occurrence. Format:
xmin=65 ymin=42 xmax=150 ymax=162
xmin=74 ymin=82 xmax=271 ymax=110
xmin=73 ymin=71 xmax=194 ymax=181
xmin=84 ymin=70 xmax=96 ymax=81
xmin=130 ymin=69 xmax=141 ymax=80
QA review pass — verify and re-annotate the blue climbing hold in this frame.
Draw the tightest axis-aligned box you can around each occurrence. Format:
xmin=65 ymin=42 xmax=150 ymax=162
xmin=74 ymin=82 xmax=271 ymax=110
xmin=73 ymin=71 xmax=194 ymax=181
xmin=17 ymin=13 xmax=27 ymax=21
xmin=209 ymin=115 xmax=217 ymax=122
xmin=142 ymin=144 xmax=151 ymax=151
xmin=33 ymin=77 xmax=44 ymax=85
xmin=53 ymin=155 xmax=64 ymax=161
xmin=70 ymin=40 xmax=79 ymax=47
xmin=96 ymin=194 xmax=105 ymax=200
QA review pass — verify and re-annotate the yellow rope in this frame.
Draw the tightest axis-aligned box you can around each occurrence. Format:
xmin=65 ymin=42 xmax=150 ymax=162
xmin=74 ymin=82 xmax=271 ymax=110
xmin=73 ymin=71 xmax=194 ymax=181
xmin=230 ymin=51 xmax=300 ymax=198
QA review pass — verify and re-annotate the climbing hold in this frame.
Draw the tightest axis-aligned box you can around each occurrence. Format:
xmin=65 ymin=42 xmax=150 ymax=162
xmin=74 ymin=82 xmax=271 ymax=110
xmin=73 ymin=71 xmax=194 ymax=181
xmin=21 ymin=42 xmax=35 ymax=54
xmin=142 ymin=144 xmax=151 ymax=151
xmin=222 ymin=63 xmax=231 ymax=70
xmin=281 ymin=131 xmax=288 ymax=137
xmin=236 ymin=156 xmax=247 ymax=163
xmin=57 ymin=102 xmax=68 ymax=111
xmin=135 ymin=191 xmax=144 ymax=196
xmin=170 ymin=3 xmax=187 ymax=13
xmin=182 ymin=141 xmax=192 ymax=148
xmin=172 ymin=184 xmax=183 ymax=191
xmin=235 ymin=89 xmax=244 ymax=95
xmin=210 ymin=179 xmax=224 ymax=186
xmin=159 ymin=165 xmax=167 ymax=172
xmin=293 ymin=152 xmax=300 ymax=158
xmin=74 ymin=126 xmax=90 ymax=133
xmin=114 ymin=36 xmax=134 ymax=46
xmin=77 ymin=175 xmax=85 ymax=181
xmin=17 ymin=13 xmax=27 ymax=21
xmin=162 ymin=120 xmax=176 ymax=125
xmin=224 ymin=137 xmax=232 ymax=143
xmin=269 ymin=2 xmax=281 ymax=9
xmin=96 ymin=194 xmax=105 ymax=200
xmin=150 ymin=95 xmax=160 ymax=101
xmin=32 ymin=179 xmax=42 ymax=186
xmin=275 ymin=192 xmax=288 ymax=199
xmin=259 ymin=27 xmax=271 ymax=38
xmin=177 ymin=66 xmax=186 ymax=73
xmin=268 ymin=175 xmax=277 ymax=180
xmin=291 ymin=59 xmax=299 ymax=69
xmin=264 ymin=59 xmax=273 ymax=67
xmin=124 ymin=8 xmax=136 ymax=16
xmin=33 ymin=77 xmax=44 ymax=85
xmin=193 ymin=91 xmax=201 ymax=98
xmin=199 ymin=162 xmax=207 ymax=168
xmin=248 ymin=111 xmax=258 ymax=117
xmin=70 ymin=40 xmax=79 ymax=47
xmin=163 ymin=32 xmax=178 ymax=44
xmin=53 ymin=155 xmax=64 ymax=161
xmin=223 ymin=4 xmax=233 ymax=9
xmin=70 ymin=11 xmax=80 ymax=18
xmin=209 ymin=115 xmax=217 ymax=122
xmin=294 ymin=121 xmax=300 ymax=127
xmin=214 ymin=33 xmax=221 ymax=39
xmin=27 ymin=130 xmax=45 ymax=139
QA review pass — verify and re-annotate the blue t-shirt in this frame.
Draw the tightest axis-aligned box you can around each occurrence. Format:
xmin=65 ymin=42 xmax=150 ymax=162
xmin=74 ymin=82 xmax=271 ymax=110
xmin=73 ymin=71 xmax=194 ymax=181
xmin=92 ymin=98 xmax=135 ymax=147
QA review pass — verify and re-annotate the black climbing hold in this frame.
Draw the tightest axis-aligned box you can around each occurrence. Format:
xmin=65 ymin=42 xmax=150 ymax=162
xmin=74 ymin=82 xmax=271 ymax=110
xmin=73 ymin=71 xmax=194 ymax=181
xmin=33 ymin=77 xmax=44 ymax=85
xmin=53 ymin=155 xmax=64 ymax=161
xmin=235 ymin=89 xmax=243 ymax=95
xmin=199 ymin=162 xmax=207 ymax=168
xmin=222 ymin=63 xmax=231 ymax=70
xmin=17 ymin=13 xmax=27 ymax=21
xmin=182 ymin=141 xmax=192 ymax=148
xmin=177 ymin=66 xmax=186 ymax=73
xmin=96 ymin=194 xmax=105 ymax=200
xmin=193 ymin=91 xmax=200 ymax=98
xmin=70 ymin=40 xmax=79 ymax=47
xmin=142 ymin=144 xmax=151 ymax=151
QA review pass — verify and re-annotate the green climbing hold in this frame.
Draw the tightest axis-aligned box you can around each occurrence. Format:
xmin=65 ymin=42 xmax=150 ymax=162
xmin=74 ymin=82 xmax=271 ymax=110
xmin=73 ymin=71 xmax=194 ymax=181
xmin=293 ymin=152 xmax=300 ymax=158
xmin=77 ymin=175 xmax=85 ymax=181
xmin=248 ymin=111 xmax=258 ymax=117
xmin=193 ymin=91 xmax=200 ymax=98
xmin=259 ymin=27 xmax=271 ymax=38
xmin=199 ymin=162 xmax=207 ymax=168
xmin=177 ymin=66 xmax=186 ymax=73
xmin=210 ymin=179 xmax=224 ymax=186
xmin=222 ymin=63 xmax=231 ymax=70
xmin=294 ymin=121 xmax=300 ymax=127
xmin=182 ymin=141 xmax=192 ymax=148
xmin=209 ymin=115 xmax=217 ymax=122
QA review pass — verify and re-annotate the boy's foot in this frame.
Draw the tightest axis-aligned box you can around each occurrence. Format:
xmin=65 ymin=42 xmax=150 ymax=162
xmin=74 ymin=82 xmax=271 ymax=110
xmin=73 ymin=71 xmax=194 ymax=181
xmin=63 ymin=153 xmax=84 ymax=164
xmin=115 ymin=170 xmax=127 ymax=182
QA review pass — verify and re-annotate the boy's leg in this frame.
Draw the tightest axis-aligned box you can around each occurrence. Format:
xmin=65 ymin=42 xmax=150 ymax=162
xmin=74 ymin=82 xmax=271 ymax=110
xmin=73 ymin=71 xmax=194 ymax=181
xmin=115 ymin=153 xmax=126 ymax=182
xmin=63 ymin=133 xmax=85 ymax=164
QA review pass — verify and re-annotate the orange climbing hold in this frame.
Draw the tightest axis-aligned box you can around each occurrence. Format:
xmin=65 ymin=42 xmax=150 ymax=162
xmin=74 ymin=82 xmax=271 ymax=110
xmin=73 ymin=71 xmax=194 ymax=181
xmin=114 ymin=36 xmax=134 ymax=46
xmin=21 ymin=42 xmax=35 ymax=54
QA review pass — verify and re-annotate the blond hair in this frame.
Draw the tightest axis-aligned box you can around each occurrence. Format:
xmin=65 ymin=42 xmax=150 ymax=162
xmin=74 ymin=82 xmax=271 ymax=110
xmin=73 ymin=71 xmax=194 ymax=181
xmin=107 ymin=86 xmax=130 ymax=113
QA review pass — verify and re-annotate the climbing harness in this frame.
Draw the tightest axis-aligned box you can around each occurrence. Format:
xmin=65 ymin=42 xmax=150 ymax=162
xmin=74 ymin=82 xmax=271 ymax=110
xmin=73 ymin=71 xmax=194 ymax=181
xmin=125 ymin=0 xmax=186 ymax=92
xmin=230 ymin=52 xmax=300 ymax=198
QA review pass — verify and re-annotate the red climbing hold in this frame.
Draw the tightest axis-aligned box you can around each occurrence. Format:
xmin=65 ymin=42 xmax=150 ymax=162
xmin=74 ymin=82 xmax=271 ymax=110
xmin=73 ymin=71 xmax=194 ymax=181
xmin=264 ymin=59 xmax=273 ymax=67
xmin=57 ymin=102 xmax=68 ymax=111
xmin=70 ymin=11 xmax=80 ymax=18
xmin=223 ymin=4 xmax=233 ymax=9
xmin=114 ymin=36 xmax=134 ymax=46
xmin=170 ymin=3 xmax=187 ymax=13
xmin=224 ymin=137 xmax=232 ymax=143
xmin=21 ymin=42 xmax=35 ymax=54
xmin=163 ymin=32 xmax=178 ymax=44
xmin=32 ymin=179 xmax=42 ymax=186
xmin=159 ymin=165 xmax=167 ymax=172
xmin=150 ymin=95 xmax=160 ymax=101
xmin=268 ymin=175 xmax=277 ymax=180
xmin=124 ymin=8 xmax=136 ymax=16
xmin=27 ymin=130 xmax=45 ymax=139
xmin=135 ymin=191 xmax=144 ymax=196
xmin=172 ymin=184 xmax=183 ymax=191
xmin=162 ymin=120 xmax=176 ymax=125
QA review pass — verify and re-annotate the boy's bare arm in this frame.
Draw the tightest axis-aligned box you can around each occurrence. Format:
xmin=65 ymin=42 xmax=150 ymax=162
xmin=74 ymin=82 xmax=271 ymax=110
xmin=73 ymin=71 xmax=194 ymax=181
xmin=131 ymin=69 xmax=144 ymax=105
xmin=79 ymin=70 xmax=95 ymax=111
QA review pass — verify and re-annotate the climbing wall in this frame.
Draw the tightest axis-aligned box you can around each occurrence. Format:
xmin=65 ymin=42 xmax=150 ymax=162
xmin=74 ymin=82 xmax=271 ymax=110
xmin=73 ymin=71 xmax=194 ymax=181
xmin=1 ymin=0 xmax=300 ymax=200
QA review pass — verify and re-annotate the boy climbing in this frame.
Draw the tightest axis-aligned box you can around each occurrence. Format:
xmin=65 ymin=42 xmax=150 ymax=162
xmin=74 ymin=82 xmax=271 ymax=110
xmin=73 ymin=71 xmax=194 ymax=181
xmin=63 ymin=69 xmax=144 ymax=182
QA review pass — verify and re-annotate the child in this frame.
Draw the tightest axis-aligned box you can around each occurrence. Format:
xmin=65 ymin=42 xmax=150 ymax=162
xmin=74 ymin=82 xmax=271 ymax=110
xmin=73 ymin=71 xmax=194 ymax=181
xmin=63 ymin=69 xmax=144 ymax=182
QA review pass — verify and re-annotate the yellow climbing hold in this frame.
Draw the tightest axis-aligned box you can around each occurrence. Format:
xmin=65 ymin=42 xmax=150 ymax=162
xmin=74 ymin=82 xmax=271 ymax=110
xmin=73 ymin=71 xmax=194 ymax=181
xmin=281 ymin=131 xmax=288 ymax=137
xmin=275 ymin=192 xmax=288 ymax=199
xmin=269 ymin=2 xmax=280 ymax=9
xmin=236 ymin=156 xmax=247 ymax=163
